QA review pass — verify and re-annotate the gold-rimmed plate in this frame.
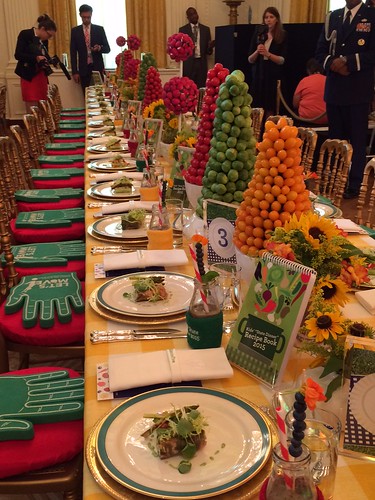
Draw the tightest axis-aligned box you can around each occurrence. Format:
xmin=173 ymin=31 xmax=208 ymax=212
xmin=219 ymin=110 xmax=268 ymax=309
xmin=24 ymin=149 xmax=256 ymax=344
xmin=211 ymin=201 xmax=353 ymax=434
xmin=87 ymin=225 xmax=147 ymax=245
xmin=91 ymin=215 xmax=150 ymax=240
xmin=87 ymin=159 xmax=137 ymax=172
xmin=87 ymin=130 xmax=117 ymax=139
xmin=87 ymin=181 xmax=140 ymax=200
xmin=88 ymin=120 xmax=111 ymax=128
xmin=87 ymin=144 xmax=129 ymax=154
xmin=95 ymin=388 xmax=272 ymax=499
xmin=313 ymin=201 xmax=343 ymax=219
xmin=86 ymin=401 xmax=277 ymax=500
xmin=89 ymin=288 xmax=186 ymax=325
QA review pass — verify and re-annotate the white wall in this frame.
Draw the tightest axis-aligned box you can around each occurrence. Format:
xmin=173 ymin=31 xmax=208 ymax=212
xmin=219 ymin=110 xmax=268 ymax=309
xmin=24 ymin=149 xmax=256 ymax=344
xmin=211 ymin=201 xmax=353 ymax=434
xmin=0 ymin=0 xmax=292 ymax=119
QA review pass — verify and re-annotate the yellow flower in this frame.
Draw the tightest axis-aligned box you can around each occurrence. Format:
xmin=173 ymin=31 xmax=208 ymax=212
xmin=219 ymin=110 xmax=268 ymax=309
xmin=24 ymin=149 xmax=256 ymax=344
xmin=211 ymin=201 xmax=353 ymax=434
xmin=315 ymin=276 xmax=349 ymax=307
xmin=301 ymin=212 xmax=340 ymax=249
xmin=168 ymin=117 xmax=178 ymax=129
xmin=186 ymin=137 xmax=197 ymax=148
xmin=305 ymin=310 xmax=345 ymax=342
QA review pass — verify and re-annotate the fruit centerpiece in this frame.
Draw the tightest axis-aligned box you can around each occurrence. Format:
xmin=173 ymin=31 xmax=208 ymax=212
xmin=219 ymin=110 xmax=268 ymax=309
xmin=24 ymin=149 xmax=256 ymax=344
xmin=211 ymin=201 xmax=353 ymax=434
xmin=142 ymin=67 xmax=163 ymax=110
xmin=233 ymin=117 xmax=312 ymax=257
xmin=137 ymin=52 xmax=158 ymax=102
xmin=195 ymin=69 xmax=256 ymax=218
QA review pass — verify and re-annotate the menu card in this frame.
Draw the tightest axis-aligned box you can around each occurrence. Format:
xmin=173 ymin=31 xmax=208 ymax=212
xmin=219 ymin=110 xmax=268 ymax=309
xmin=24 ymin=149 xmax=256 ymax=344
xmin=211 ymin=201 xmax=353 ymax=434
xmin=226 ymin=252 xmax=316 ymax=387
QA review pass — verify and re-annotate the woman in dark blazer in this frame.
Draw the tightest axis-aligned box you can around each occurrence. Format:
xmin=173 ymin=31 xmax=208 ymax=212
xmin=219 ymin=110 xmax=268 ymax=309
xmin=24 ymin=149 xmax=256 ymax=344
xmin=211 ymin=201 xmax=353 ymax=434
xmin=248 ymin=7 xmax=287 ymax=118
xmin=14 ymin=14 xmax=56 ymax=112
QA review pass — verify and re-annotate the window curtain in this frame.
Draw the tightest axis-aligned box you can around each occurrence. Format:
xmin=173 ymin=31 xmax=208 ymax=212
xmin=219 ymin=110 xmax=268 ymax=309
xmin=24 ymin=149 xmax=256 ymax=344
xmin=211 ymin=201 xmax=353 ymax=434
xmin=289 ymin=0 xmax=328 ymax=23
xmin=38 ymin=0 xmax=77 ymax=59
xmin=126 ymin=0 xmax=167 ymax=68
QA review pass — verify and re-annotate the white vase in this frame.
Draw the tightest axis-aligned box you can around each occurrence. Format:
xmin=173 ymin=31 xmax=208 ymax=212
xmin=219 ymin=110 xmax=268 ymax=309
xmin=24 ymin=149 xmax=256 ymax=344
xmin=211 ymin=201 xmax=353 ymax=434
xmin=158 ymin=141 xmax=171 ymax=159
xmin=184 ymin=180 xmax=202 ymax=210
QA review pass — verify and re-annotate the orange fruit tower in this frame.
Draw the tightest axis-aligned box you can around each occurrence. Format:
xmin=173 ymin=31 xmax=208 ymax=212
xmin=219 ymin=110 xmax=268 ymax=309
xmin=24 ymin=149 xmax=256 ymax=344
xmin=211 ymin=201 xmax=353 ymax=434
xmin=234 ymin=117 xmax=312 ymax=257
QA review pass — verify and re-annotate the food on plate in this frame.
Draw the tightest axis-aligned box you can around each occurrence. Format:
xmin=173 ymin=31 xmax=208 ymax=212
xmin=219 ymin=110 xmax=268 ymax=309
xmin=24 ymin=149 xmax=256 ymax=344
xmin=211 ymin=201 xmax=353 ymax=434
xmin=112 ymin=155 xmax=129 ymax=168
xmin=121 ymin=209 xmax=146 ymax=229
xmin=142 ymin=405 xmax=207 ymax=473
xmin=111 ymin=176 xmax=133 ymax=194
xmin=106 ymin=137 xmax=122 ymax=150
xmin=123 ymin=276 xmax=168 ymax=302
xmin=102 ymin=127 xmax=116 ymax=136
xmin=103 ymin=117 xmax=114 ymax=127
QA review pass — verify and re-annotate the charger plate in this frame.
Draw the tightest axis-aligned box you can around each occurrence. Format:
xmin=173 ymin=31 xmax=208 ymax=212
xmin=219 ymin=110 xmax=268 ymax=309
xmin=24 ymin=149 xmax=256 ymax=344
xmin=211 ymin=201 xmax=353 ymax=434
xmin=87 ymin=182 xmax=140 ymax=201
xmin=87 ymin=225 xmax=147 ymax=245
xmin=91 ymin=215 xmax=150 ymax=240
xmin=88 ymin=144 xmax=129 ymax=154
xmin=89 ymin=288 xmax=186 ymax=325
xmin=313 ymin=201 xmax=343 ymax=219
xmin=87 ymin=159 xmax=137 ymax=172
xmin=86 ymin=387 xmax=278 ymax=500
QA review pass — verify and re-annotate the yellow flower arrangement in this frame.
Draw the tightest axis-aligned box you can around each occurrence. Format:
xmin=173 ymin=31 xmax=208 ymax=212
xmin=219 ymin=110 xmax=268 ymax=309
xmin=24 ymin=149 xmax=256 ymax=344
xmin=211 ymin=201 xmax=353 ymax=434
xmin=143 ymin=99 xmax=178 ymax=144
xmin=169 ymin=129 xmax=197 ymax=161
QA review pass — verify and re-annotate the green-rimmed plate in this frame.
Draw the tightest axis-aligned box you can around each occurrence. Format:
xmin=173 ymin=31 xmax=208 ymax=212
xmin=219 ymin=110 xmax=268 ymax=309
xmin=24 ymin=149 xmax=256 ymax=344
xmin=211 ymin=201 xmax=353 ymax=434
xmin=91 ymin=214 xmax=150 ymax=240
xmin=96 ymin=272 xmax=194 ymax=317
xmin=87 ymin=181 xmax=140 ymax=200
xmin=313 ymin=200 xmax=343 ymax=219
xmin=87 ymin=159 xmax=137 ymax=172
xmin=96 ymin=387 xmax=271 ymax=499
xmin=87 ymin=143 xmax=129 ymax=154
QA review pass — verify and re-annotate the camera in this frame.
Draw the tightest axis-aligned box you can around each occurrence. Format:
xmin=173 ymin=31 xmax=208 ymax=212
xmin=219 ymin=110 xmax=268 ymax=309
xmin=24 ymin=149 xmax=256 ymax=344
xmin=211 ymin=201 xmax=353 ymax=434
xmin=257 ymin=24 xmax=269 ymax=45
xmin=38 ymin=53 xmax=71 ymax=80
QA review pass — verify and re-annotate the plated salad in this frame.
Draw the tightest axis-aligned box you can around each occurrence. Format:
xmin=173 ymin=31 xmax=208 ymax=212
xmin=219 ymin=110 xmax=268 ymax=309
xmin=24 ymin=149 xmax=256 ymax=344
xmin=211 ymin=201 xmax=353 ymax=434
xmin=123 ymin=276 xmax=168 ymax=302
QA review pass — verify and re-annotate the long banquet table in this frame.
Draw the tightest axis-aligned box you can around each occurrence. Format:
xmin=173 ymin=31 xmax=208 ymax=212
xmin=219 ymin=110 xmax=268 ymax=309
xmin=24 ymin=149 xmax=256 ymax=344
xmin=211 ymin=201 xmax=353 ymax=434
xmin=82 ymin=111 xmax=375 ymax=500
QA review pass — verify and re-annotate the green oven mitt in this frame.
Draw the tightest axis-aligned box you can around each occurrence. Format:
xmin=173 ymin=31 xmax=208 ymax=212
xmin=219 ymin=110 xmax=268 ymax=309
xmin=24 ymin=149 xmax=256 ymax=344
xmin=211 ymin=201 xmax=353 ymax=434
xmin=15 ymin=188 xmax=83 ymax=202
xmin=10 ymin=241 xmax=85 ymax=268
xmin=16 ymin=208 xmax=84 ymax=228
xmin=31 ymin=168 xmax=84 ymax=180
xmin=0 ymin=370 xmax=84 ymax=441
xmin=5 ymin=272 xmax=84 ymax=328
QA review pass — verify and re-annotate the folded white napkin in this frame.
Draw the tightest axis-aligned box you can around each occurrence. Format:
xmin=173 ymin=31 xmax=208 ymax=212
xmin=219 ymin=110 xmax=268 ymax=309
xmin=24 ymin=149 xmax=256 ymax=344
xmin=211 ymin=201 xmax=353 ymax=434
xmin=88 ymin=136 xmax=127 ymax=145
xmin=90 ymin=171 xmax=143 ymax=183
xmin=88 ymin=113 xmax=115 ymax=121
xmin=103 ymin=249 xmax=188 ymax=271
xmin=108 ymin=347 xmax=233 ymax=391
xmin=355 ymin=289 xmax=375 ymax=315
xmin=101 ymin=200 xmax=155 ymax=215
xmin=333 ymin=219 xmax=367 ymax=234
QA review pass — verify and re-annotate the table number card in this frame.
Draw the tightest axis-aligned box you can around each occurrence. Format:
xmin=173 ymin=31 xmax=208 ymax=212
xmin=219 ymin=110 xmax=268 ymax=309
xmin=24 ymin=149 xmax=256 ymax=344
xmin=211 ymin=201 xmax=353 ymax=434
xmin=203 ymin=199 xmax=238 ymax=264
xmin=340 ymin=336 xmax=375 ymax=460
xmin=226 ymin=252 xmax=316 ymax=387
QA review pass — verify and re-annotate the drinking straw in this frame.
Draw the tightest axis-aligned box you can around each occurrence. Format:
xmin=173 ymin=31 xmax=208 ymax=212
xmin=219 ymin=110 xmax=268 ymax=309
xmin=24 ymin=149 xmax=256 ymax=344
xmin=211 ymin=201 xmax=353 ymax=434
xmin=188 ymin=243 xmax=209 ymax=312
xmin=275 ymin=398 xmax=293 ymax=489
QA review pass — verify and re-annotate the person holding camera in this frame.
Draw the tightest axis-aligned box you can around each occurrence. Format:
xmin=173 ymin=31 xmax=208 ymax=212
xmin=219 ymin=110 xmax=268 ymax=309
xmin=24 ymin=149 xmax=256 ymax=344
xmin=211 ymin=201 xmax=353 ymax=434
xmin=70 ymin=4 xmax=110 ymax=93
xmin=14 ymin=14 xmax=56 ymax=113
xmin=248 ymin=7 xmax=287 ymax=118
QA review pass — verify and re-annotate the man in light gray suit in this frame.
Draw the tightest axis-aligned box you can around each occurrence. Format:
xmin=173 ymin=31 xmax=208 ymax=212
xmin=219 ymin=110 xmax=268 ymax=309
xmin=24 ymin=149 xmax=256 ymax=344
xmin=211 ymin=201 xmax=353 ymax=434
xmin=179 ymin=7 xmax=215 ymax=88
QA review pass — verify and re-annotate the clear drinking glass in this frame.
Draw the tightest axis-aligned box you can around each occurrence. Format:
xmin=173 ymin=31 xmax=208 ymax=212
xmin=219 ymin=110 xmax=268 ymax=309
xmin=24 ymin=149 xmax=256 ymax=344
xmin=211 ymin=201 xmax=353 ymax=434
xmin=286 ymin=407 xmax=341 ymax=500
xmin=209 ymin=263 xmax=242 ymax=334
xmin=164 ymin=198 xmax=184 ymax=248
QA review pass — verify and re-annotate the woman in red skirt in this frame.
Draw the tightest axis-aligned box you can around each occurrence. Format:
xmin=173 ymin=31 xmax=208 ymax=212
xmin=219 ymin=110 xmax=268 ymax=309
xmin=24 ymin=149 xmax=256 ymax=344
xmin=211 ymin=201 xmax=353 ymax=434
xmin=14 ymin=14 xmax=57 ymax=112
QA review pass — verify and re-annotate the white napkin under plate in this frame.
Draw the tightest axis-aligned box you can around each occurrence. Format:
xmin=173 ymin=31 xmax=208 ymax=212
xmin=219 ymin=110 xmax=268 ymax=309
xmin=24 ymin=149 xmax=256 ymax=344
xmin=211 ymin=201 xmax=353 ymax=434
xmin=88 ymin=136 xmax=128 ymax=145
xmin=108 ymin=347 xmax=233 ymax=391
xmin=90 ymin=171 xmax=143 ymax=183
xmin=355 ymin=289 xmax=375 ymax=315
xmin=103 ymin=249 xmax=188 ymax=271
xmin=333 ymin=219 xmax=367 ymax=234
xmin=101 ymin=200 xmax=155 ymax=215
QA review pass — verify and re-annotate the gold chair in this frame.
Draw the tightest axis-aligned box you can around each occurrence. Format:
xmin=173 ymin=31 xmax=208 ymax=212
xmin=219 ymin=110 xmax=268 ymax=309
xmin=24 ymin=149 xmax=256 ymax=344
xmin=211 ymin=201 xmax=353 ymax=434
xmin=356 ymin=157 xmax=375 ymax=229
xmin=251 ymin=107 xmax=264 ymax=142
xmin=315 ymin=139 xmax=353 ymax=207
xmin=297 ymin=127 xmax=318 ymax=174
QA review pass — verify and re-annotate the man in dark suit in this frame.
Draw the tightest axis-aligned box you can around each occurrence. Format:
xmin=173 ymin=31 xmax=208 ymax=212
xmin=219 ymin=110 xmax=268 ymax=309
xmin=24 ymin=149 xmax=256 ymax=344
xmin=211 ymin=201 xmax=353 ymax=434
xmin=316 ymin=0 xmax=375 ymax=198
xmin=179 ymin=7 xmax=215 ymax=89
xmin=70 ymin=4 xmax=110 ymax=93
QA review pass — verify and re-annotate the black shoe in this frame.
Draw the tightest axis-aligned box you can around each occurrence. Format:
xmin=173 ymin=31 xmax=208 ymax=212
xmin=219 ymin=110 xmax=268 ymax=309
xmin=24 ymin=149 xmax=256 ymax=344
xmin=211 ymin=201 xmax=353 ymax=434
xmin=343 ymin=189 xmax=359 ymax=199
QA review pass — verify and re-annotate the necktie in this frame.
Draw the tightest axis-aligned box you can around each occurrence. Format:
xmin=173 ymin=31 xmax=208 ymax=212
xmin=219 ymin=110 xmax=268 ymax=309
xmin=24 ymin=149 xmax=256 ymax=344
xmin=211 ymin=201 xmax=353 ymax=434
xmin=84 ymin=26 xmax=92 ymax=64
xmin=342 ymin=10 xmax=351 ymax=37
xmin=192 ymin=25 xmax=198 ymax=43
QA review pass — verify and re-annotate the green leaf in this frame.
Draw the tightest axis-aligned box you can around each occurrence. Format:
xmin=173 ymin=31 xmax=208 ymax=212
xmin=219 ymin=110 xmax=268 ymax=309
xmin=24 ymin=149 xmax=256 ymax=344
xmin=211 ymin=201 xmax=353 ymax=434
xmin=176 ymin=418 xmax=194 ymax=438
xmin=201 ymin=271 xmax=219 ymax=284
xmin=181 ymin=442 xmax=197 ymax=459
xmin=320 ymin=354 xmax=343 ymax=378
xmin=178 ymin=460 xmax=192 ymax=474
xmin=325 ymin=374 xmax=342 ymax=401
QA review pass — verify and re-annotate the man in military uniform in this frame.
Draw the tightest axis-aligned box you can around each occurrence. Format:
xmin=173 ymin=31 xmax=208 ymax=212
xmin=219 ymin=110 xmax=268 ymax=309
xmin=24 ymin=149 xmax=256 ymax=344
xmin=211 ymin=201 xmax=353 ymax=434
xmin=316 ymin=0 xmax=375 ymax=198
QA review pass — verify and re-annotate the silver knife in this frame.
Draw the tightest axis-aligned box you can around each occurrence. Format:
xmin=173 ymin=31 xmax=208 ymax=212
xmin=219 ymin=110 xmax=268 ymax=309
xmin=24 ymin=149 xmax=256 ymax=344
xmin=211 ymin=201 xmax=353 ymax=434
xmin=90 ymin=328 xmax=186 ymax=343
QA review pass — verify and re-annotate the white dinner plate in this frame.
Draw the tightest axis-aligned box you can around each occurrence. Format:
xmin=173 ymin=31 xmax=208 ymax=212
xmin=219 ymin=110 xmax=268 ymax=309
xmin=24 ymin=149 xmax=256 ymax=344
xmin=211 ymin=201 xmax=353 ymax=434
xmin=96 ymin=272 xmax=194 ymax=317
xmin=313 ymin=201 xmax=343 ymax=219
xmin=87 ymin=159 xmax=136 ymax=172
xmin=87 ymin=180 xmax=140 ymax=200
xmin=91 ymin=214 xmax=149 ymax=240
xmin=350 ymin=373 xmax=375 ymax=434
xmin=96 ymin=387 xmax=271 ymax=499
xmin=88 ymin=120 xmax=111 ymax=128
xmin=87 ymin=143 xmax=129 ymax=154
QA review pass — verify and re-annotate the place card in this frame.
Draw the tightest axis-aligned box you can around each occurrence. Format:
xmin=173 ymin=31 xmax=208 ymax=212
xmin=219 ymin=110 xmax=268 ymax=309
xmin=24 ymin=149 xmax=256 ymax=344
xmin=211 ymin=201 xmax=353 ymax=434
xmin=203 ymin=199 xmax=237 ymax=264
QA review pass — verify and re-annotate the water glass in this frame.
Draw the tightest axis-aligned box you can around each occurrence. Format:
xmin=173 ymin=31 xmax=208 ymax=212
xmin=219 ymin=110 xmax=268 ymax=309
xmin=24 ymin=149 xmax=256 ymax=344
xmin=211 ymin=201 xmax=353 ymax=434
xmin=209 ymin=263 xmax=242 ymax=334
xmin=165 ymin=198 xmax=184 ymax=248
xmin=286 ymin=407 xmax=341 ymax=500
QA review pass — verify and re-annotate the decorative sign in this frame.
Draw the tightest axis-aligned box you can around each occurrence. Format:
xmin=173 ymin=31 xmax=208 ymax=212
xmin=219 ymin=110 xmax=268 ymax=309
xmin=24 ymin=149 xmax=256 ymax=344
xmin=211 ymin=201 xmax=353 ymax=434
xmin=203 ymin=199 xmax=237 ymax=264
xmin=340 ymin=336 xmax=375 ymax=460
xmin=16 ymin=208 xmax=84 ymax=228
xmin=226 ymin=252 xmax=316 ymax=387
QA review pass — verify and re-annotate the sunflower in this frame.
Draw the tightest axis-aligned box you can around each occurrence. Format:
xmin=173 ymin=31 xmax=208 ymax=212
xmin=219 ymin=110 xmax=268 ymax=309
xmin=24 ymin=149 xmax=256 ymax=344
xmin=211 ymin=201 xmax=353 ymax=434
xmin=305 ymin=310 xmax=345 ymax=342
xmin=315 ymin=276 xmax=349 ymax=307
xmin=300 ymin=213 xmax=340 ymax=249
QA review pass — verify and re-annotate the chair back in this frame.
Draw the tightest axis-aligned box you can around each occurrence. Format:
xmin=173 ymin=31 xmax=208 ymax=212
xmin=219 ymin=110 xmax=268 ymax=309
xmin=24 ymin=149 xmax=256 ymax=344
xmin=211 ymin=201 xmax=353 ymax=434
xmin=10 ymin=125 xmax=35 ymax=186
xmin=251 ymin=107 xmax=264 ymax=142
xmin=315 ymin=139 xmax=353 ymax=207
xmin=356 ymin=157 xmax=375 ymax=228
xmin=297 ymin=127 xmax=318 ymax=174
xmin=30 ymin=105 xmax=47 ymax=154
xmin=0 ymin=205 xmax=19 ymax=301
xmin=39 ymin=99 xmax=56 ymax=141
xmin=0 ymin=136 xmax=28 ymax=194
xmin=23 ymin=113 xmax=44 ymax=160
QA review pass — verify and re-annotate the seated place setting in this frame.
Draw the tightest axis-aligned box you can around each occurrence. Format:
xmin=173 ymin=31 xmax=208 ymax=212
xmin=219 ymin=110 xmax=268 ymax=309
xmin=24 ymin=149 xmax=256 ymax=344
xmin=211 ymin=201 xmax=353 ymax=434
xmin=81 ymin=54 xmax=375 ymax=500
